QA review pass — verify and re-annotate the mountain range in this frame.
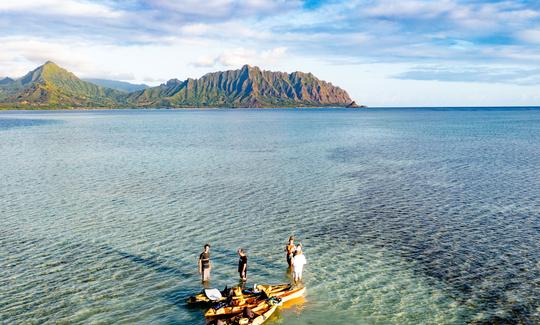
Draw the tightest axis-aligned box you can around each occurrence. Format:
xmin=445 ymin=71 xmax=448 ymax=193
xmin=0 ymin=61 xmax=360 ymax=109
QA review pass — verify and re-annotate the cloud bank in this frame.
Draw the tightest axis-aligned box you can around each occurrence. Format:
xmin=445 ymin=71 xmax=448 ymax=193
xmin=1 ymin=0 xmax=540 ymax=105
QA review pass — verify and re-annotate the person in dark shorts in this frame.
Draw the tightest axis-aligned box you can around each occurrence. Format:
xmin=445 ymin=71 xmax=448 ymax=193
xmin=238 ymin=248 xmax=247 ymax=282
xmin=285 ymin=236 xmax=295 ymax=268
xmin=198 ymin=244 xmax=211 ymax=283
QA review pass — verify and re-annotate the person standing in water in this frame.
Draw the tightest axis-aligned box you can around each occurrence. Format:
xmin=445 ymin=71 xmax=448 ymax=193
xmin=198 ymin=244 xmax=211 ymax=283
xmin=238 ymin=248 xmax=247 ymax=282
xmin=285 ymin=236 xmax=296 ymax=268
xmin=292 ymin=244 xmax=306 ymax=283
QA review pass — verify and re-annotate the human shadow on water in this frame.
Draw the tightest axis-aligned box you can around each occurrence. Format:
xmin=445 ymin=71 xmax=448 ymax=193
xmin=115 ymin=250 xmax=192 ymax=279
xmin=112 ymin=245 xmax=293 ymax=322
xmin=111 ymin=248 xmax=202 ymax=315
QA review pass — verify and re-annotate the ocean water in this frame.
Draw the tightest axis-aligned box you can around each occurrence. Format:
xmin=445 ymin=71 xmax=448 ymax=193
xmin=1 ymin=108 xmax=539 ymax=325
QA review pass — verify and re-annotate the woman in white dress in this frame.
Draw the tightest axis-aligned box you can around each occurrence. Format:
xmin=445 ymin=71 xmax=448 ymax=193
xmin=292 ymin=244 xmax=306 ymax=283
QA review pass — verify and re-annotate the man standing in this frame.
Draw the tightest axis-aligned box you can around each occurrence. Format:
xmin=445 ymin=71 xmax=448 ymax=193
xmin=285 ymin=236 xmax=295 ymax=268
xmin=198 ymin=244 xmax=211 ymax=283
xmin=238 ymin=248 xmax=247 ymax=282
xmin=292 ymin=244 xmax=306 ymax=283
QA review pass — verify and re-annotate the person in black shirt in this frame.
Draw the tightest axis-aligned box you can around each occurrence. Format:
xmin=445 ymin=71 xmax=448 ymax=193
xmin=237 ymin=248 xmax=247 ymax=282
xmin=198 ymin=244 xmax=211 ymax=283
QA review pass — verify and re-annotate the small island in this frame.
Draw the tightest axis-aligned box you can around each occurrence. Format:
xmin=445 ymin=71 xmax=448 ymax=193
xmin=0 ymin=62 xmax=362 ymax=110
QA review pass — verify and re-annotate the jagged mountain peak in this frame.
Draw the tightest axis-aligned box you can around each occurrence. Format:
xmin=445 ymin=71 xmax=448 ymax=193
xmin=129 ymin=64 xmax=356 ymax=108
xmin=165 ymin=78 xmax=183 ymax=86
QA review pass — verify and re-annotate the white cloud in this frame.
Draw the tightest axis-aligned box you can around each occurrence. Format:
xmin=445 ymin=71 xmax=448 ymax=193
xmin=0 ymin=0 xmax=122 ymax=18
xmin=518 ymin=29 xmax=540 ymax=44
xmin=192 ymin=55 xmax=218 ymax=68
xmin=260 ymin=47 xmax=287 ymax=60
xmin=215 ymin=48 xmax=260 ymax=66
xmin=178 ymin=21 xmax=273 ymax=41
xmin=147 ymin=0 xmax=300 ymax=19
xmin=0 ymin=36 xmax=154 ymax=82
xmin=180 ymin=23 xmax=211 ymax=36
xmin=0 ymin=37 xmax=94 ymax=77
xmin=192 ymin=47 xmax=288 ymax=68
xmin=2 ymin=0 xmax=540 ymax=105
xmin=362 ymin=0 xmax=455 ymax=19
xmin=394 ymin=64 xmax=540 ymax=85
xmin=357 ymin=0 xmax=540 ymax=37
xmin=150 ymin=0 xmax=235 ymax=18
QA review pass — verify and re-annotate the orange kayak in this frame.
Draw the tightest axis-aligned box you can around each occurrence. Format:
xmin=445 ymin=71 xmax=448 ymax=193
xmin=205 ymin=286 xmax=305 ymax=318
xmin=218 ymin=304 xmax=279 ymax=325
xmin=187 ymin=284 xmax=290 ymax=304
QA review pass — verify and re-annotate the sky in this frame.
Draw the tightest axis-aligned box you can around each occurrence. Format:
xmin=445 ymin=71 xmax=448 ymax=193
xmin=1 ymin=0 xmax=540 ymax=106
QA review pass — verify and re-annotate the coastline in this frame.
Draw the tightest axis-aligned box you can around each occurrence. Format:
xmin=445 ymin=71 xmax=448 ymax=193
xmin=4 ymin=106 xmax=540 ymax=112
xmin=0 ymin=105 xmax=365 ymax=111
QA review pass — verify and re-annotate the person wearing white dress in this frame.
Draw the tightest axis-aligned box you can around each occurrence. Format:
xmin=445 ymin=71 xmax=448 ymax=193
xmin=292 ymin=244 xmax=306 ymax=283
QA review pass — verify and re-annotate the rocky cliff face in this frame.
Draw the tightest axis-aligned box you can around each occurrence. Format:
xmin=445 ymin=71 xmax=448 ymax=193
xmin=128 ymin=65 xmax=355 ymax=108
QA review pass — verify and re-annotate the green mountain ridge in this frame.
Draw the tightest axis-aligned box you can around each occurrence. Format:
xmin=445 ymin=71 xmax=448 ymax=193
xmin=0 ymin=61 xmax=123 ymax=107
xmin=128 ymin=64 xmax=355 ymax=108
xmin=0 ymin=62 xmax=360 ymax=109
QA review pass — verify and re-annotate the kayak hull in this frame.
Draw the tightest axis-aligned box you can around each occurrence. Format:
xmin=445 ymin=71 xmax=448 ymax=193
xmin=251 ymin=305 xmax=278 ymax=325
xmin=188 ymin=284 xmax=290 ymax=305
xmin=275 ymin=286 xmax=305 ymax=303
xmin=205 ymin=286 xmax=305 ymax=318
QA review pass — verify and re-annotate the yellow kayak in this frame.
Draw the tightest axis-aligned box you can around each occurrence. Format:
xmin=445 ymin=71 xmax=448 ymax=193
xmin=187 ymin=289 xmax=228 ymax=304
xmin=220 ymin=304 xmax=279 ymax=325
xmin=188 ymin=284 xmax=290 ymax=304
xmin=205 ymin=286 xmax=305 ymax=318
xmin=250 ymin=305 xmax=278 ymax=325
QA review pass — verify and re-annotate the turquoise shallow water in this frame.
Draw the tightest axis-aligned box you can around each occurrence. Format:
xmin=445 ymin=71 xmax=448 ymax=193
xmin=1 ymin=108 xmax=539 ymax=324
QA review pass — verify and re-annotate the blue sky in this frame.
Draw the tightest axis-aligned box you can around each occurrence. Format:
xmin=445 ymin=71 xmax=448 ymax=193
xmin=1 ymin=0 xmax=540 ymax=106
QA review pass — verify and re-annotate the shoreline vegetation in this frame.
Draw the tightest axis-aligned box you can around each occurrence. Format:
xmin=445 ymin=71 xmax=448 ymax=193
xmin=0 ymin=61 xmax=363 ymax=110
xmin=5 ymin=106 xmax=540 ymax=111
xmin=0 ymin=105 xmax=366 ymax=111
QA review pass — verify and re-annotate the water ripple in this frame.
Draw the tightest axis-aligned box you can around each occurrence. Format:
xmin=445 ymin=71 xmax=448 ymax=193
xmin=1 ymin=108 xmax=539 ymax=324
